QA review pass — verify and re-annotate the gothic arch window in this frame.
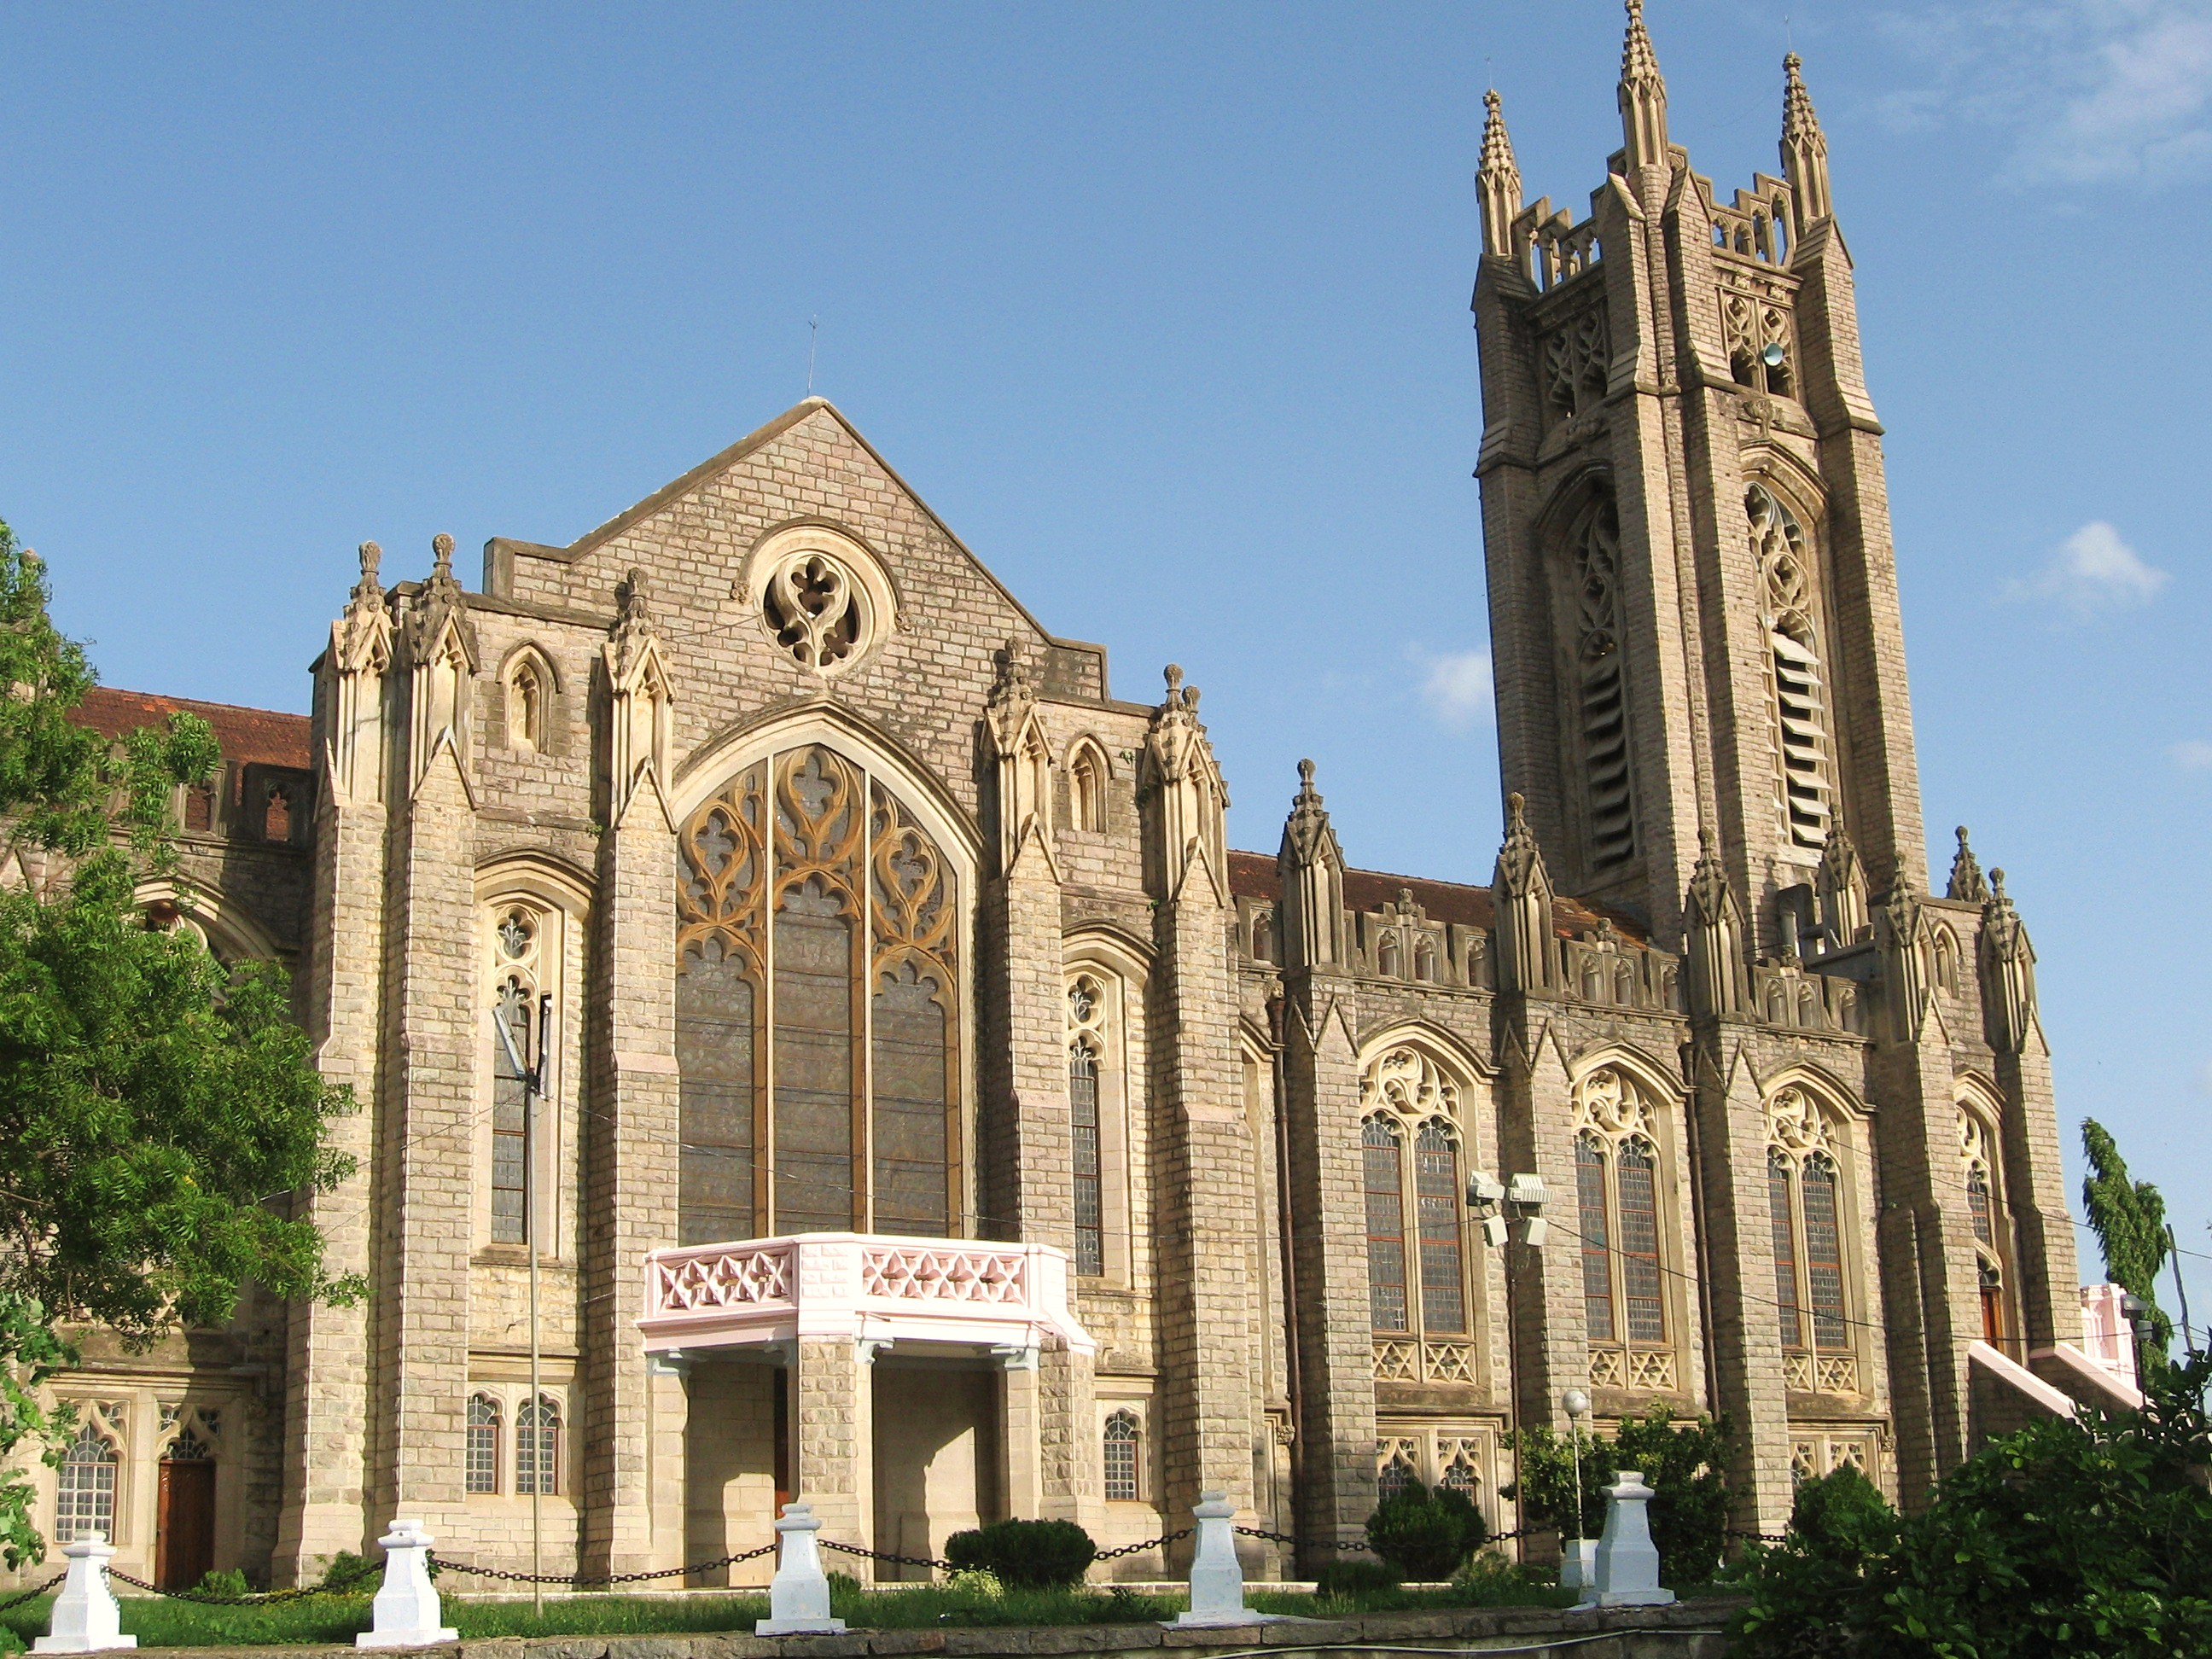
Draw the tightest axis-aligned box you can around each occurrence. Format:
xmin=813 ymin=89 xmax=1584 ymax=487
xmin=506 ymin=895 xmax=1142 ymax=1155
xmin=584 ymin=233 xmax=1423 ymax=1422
xmin=1749 ymin=483 xmax=1834 ymax=856
xmin=1413 ymin=940 xmax=1437 ymax=982
xmin=1377 ymin=1444 xmax=1419 ymax=1502
xmin=1250 ymin=909 xmax=1276 ymax=966
xmin=1959 ymin=1099 xmax=2011 ymax=1345
xmin=504 ymin=649 xmax=554 ymax=753
xmin=1573 ymin=1065 xmax=1679 ymax=1387
xmin=480 ymin=896 xmax=568 ymax=1252
xmin=466 ymin=1394 xmax=502 ymax=1495
xmin=1067 ymin=976 xmax=1107 ymax=1278
xmin=515 ymin=1394 xmax=560 ymax=1497
xmin=1102 ymin=1408 xmax=1142 ymax=1502
xmin=1558 ymin=493 xmax=1636 ymax=870
xmin=1360 ymin=1045 xmax=1475 ymax=1360
xmin=676 ymin=744 xmax=963 ymax=1242
xmin=1767 ymin=1085 xmax=1859 ymax=1394
xmin=1066 ymin=741 xmax=1109 ymax=834
xmin=55 ymin=1424 xmax=119 ymax=1544
xmin=1377 ymin=934 xmax=1401 ymax=978
xmin=263 ymin=782 xmax=292 ymax=842
xmin=1930 ymin=927 xmax=1961 ymax=996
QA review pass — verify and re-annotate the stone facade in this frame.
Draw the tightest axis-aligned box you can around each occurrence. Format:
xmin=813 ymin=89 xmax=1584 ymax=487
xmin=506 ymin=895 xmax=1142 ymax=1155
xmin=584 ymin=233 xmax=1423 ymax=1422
xmin=23 ymin=9 xmax=2093 ymax=1593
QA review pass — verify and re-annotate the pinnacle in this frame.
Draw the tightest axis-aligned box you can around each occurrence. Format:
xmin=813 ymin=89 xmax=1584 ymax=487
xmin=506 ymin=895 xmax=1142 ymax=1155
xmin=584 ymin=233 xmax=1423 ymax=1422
xmin=1478 ymin=88 xmax=1520 ymax=186
xmin=1621 ymin=0 xmax=1663 ymax=94
xmin=1783 ymin=50 xmax=1823 ymax=145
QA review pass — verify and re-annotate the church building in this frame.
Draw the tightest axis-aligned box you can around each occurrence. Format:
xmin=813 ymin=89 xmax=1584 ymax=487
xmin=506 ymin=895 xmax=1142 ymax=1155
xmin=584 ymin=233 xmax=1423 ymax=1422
xmin=26 ymin=3 xmax=2121 ymax=1593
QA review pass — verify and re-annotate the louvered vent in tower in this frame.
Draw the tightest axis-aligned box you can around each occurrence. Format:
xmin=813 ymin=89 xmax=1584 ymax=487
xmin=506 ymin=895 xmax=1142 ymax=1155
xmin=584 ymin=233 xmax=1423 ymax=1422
xmin=1748 ymin=484 xmax=1832 ymax=853
xmin=1573 ymin=499 xmax=1636 ymax=868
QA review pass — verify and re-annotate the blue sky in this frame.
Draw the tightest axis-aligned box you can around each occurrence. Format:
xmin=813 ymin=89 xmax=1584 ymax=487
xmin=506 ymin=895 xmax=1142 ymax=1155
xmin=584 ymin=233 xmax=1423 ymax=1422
xmin=3 ymin=2 xmax=2209 ymax=1320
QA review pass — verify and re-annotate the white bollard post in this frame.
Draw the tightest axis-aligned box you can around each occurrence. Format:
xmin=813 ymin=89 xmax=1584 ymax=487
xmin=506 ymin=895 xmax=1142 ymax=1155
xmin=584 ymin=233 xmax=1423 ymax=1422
xmin=33 ymin=1531 xmax=136 ymax=1653
xmin=1173 ymin=1489 xmax=1280 ymax=1627
xmin=1558 ymin=1537 xmax=1598 ymax=1593
xmin=754 ymin=1503 xmax=847 ymax=1636
xmin=354 ymin=1518 xmax=458 ymax=1649
xmin=1576 ymin=1470 xmax=1676 ymax=1609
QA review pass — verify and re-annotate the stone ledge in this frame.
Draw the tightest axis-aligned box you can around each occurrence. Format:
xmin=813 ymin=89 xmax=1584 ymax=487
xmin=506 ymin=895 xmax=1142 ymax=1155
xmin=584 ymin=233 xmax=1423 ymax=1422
xmin=114 ymin=1599 xmax=1743 ymax=1659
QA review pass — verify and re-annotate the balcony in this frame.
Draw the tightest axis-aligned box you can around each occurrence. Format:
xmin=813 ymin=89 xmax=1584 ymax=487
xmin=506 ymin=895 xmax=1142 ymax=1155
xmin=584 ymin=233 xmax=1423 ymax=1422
xmin=638 ymin=1232 xmax=1093 ymax=1361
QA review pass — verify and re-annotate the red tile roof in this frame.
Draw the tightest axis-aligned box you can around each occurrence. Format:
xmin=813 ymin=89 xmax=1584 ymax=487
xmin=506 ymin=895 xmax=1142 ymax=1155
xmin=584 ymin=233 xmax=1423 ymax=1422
xmin=73 ymin=687 xmax=312 ymax=771
xmin=1228 ymin=848 xmax=1650 ymax=946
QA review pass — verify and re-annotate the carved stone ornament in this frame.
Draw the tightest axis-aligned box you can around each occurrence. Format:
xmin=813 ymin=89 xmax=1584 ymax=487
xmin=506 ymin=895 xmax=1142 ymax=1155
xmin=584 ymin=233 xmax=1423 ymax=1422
xmin=1360 ymin=1045 xmax=1461 ymax=1121
xmin=1495 ymin=791 xmax=1548 ymax=895
xmin=1946 ymin=825 xmax=1989 ymax=905
xmin=1766 ymin=1085 xmax=1831 ymax=1157
xmin=764 ymin=550 xmax=865 ymax=671
xmin=334 ymin=540 xmax=393 ymax=677
xmin=1574 ymin=1066 xmax=1655 ymax=1139
xmin=1282 ymin=759 xmax=1341 ymax=871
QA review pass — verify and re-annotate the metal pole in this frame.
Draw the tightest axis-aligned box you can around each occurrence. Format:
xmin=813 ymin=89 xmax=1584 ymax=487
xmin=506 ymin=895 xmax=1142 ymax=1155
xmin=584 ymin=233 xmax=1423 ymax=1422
xmin=530 ymin=991 xmax=550 ymax=1617
xmin=2168 ymin=1225 xmax=2197 ymax=1359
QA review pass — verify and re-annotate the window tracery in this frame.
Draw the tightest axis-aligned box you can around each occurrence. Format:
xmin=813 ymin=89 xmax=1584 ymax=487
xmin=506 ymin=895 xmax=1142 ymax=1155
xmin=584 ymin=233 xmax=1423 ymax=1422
xmin=504 ymin=652 xmax=550 ymax=752
xmin=1723 ymin=294 xmax=1795 ymax=397
xmin=1360 ymin=1045 xmax=1474 ymax=1373
xmin=1067 ymin=975 xmax=1107 ymax=1278
xmin=1959 ymin=1102 xmax=2011 ymax=1344
xmin=1574 ymin=1067 xmax=1671 ymax=1381
xmin=1541 ymin=306 xmax=1610 ymax=422
xmin=674 ymin=743 xmax=962 ymax=1243
xmin=1067 ymin=742 xmax=1109 ymax=834
xmin=1749 ymin=484 xmax=1833 ymax=855
xmin=515 ymin=1394 xmax=560 ymax=1496
xmin=1767 ymin=1086 xmax=1855 ymax=1393
xmin=466 ymin=1394 xmax=501 ymax=1495
xmin=55 ymin=1423 xmax=119 ymax=1544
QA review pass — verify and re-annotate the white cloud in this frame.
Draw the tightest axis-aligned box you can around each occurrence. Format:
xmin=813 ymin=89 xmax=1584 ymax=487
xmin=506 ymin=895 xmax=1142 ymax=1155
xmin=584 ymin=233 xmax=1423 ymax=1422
xmin=1417 ymin=649 xmax=1494 ymax=731
xmin=2174 ymin=739 xmax=2212 ymax=770
xmin=1877 ymin=2 xmax=2212 ymax=188
xmin=2006 ymin=521 xmax=2168 ymax=615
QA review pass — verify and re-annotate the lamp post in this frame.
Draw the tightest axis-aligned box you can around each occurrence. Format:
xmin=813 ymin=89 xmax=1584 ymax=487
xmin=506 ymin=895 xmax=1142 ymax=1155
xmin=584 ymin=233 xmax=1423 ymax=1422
xmin=1561 ymin=1388 xmax=1592 ymax=1592
xmin=1468 ymin=1171 xmax=1547 ymax=1561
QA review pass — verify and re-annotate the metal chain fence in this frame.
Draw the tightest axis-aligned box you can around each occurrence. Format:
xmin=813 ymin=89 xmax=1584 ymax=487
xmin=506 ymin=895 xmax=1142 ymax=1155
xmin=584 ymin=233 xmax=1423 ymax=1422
xmin=0 ymin=1573 xmax=67 ymax=1614
xmin=427 ymin=1545 xmax=777 ymax=1588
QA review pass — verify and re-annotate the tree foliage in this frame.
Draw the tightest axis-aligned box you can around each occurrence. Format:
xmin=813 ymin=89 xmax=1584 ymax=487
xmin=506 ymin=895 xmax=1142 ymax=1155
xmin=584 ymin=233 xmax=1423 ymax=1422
xmin=0 ymin=521 xmax=359 ymax=1569
xmin=1731 ymin=1353 xmax=2212 ymax=1658
xmin=1504 ymin=1406 xmax=1734 ymax=1585
xmin=1365 ymin=1481 xmax=1487 ymax=1580
xmin=2081 ymin=1118 xmax=2174 ymax=1358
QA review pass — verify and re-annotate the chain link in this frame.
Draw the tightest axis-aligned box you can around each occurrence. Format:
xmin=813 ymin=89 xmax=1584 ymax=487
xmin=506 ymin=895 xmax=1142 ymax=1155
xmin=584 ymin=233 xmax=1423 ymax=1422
xmin=1092 ymin=1527 xmax=1194 ymax=1560
xmin=108 ymin=1570 xmax=360 ymax=1606
xmin=818 ymin=1540 xmax=957 ymax=1574
xmin=427 ymin=1545 xmax=777 ymax=1588
xmin=0 ymin=1572 xmax=67 ymax=1613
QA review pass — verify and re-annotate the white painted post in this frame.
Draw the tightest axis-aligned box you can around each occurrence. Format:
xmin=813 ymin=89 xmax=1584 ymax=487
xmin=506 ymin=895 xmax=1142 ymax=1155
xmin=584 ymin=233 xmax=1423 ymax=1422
xmin=32 ymin=1532 xmax=136 ymax=1653
xmin=755 ymin=1503 xmax=847 ymax=1636
xmin=1577 ymin=1470 xmax=1676 ymax=1609
xmin=1173 ymin=1489 xmax=1278 ymax=1627
xmin=1559 ymin=1538 xmax=1598 ymax=1593
xmin=353 ymin=1518 xmax=458 ymax=1649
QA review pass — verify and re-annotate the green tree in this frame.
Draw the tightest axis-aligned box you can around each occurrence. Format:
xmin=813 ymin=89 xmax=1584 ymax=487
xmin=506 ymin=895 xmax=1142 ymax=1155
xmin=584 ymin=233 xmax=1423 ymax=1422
xmin=0 ymin=521 xmax=359 ymax=1569
xmin=1504 ymin=1407 xmax=1734 ymax=1585
xmin=1365 ymin=1481 xmax=1487 ymax=1580
xmin=2081 ymin=1118 xmax=2174 ymax=1359
xmin=1730 ymin=1353 xmax=2212 ymax=1658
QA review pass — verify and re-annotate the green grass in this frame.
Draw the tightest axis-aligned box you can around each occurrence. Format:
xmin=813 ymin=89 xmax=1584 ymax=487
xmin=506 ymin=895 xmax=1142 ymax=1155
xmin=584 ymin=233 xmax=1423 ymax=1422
xmin=0 ymin=1569 xmax=1593 ymax=1648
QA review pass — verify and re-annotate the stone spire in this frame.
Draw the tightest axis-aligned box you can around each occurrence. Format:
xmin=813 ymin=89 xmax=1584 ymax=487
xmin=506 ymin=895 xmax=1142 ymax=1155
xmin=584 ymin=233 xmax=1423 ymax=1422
xmin=1617 ymin=0 xmax=1669 ymax=173
xmin=1780 ymin=51 xmax=1832 ymax=227
xmin=1980 ymin=868 xmax=2039 ymax=1052
xmin=1683 ymin=830 xmax=1749 ymax=1016
xmin=1945 ymin=825 xmax=1988 ymax=904
xmin=1476 ymin=89 xmax=1523 ymax=260
xmin=1490 ymin=792 xmax=1556 ymax=993
xmin=602 ymin=565 xmax=673 ymax=824
xmin=1278 ymin=759 xmax=1346 ymax=972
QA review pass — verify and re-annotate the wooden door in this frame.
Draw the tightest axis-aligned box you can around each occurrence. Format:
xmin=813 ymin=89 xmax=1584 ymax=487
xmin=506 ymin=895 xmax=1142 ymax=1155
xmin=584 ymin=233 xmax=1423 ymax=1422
xmin=155 ymin=1459 xmax=216 ymax=1592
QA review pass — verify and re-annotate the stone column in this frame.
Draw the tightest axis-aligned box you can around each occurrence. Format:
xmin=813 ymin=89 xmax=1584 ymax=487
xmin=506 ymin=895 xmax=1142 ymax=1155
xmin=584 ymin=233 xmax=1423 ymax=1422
xmin=790 ymin=1339 xmax=871 ymax=1565
xmin=275 ymin=544 xmax=392 ymax=1583
xmin=647 ymin=1359 xmax=691 ymax=1575
xmin=581 ymin=572 xmax=680 ymax=1576
xmin=1037 ymin=1336 xmax=1102 ymax=1540
xmin=364 ymin=538 xmax=480 ymax=1540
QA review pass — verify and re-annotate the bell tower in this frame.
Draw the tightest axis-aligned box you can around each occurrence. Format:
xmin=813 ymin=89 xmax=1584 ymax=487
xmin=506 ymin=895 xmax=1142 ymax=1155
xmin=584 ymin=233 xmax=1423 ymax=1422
xmin=1473 ymin=1 xmax=1926 ymax=948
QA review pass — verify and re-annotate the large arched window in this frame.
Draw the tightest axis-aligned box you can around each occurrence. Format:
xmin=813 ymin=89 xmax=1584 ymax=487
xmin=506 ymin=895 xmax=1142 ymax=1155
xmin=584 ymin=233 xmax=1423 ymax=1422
xmin=676 ymin=744 xmax=962 ymax=1242
xmin=515 ymin=1394 xmax=561 ymax=1497
xmin=1559 ymin=493 xmax=1636 ymax=870
xmin=1068 ymin=979 xmax=1105 ymax=1278
xmin=1767 ymin=1085 xmax=1858 ymax=1394
xmin=1574 ymin=1065 xmax=1675 ymax=1389
xmin=1066 ymin=741 xmax=1109 ymax=834
xmin=1361 ymin=1045 xmax=1475 ymax=1380
xmin=478 ymin=887 xmax=572 ymax=1255
xmin=1102 ymin=1408 xmax=1141 ymax=1502
xmin=1748 ymin=483 xmax=1833 ymax=856
xmin=55 ymin=1424 xmax=119 ymax=1544
xmin=466 ymin=1394 xmax=502 ymax=1495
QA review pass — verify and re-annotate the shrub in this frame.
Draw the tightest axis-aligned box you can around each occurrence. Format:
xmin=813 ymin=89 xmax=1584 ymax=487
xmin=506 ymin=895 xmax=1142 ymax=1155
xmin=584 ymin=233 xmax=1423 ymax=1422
xmin=1505 ymin=1407 xmax=1733 ymax=1585
xmin=1365 ymin=1482 xmax=1487 ymax=1580
xmin=191 ymin=1569 xmax=251 ymax=1599
xmin=1314 ymin=1558 xmax=1401 ymax=1597
xmin=315 ymin=1551 xmax=380 ymax=1596
xmin=1732 ymin=1353 xmax=2212 ymax=1659
xmin=942 ymin=1518 xmax=1097 ymax=1590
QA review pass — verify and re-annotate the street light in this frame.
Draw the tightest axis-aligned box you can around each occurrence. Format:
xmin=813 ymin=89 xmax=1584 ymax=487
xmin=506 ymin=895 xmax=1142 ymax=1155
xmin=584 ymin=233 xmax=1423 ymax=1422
xmin=1468 ymin=1169 xmax=1548 ymax=1563
xmin=1562 ymin=1389 xmax=1593 ymax=1591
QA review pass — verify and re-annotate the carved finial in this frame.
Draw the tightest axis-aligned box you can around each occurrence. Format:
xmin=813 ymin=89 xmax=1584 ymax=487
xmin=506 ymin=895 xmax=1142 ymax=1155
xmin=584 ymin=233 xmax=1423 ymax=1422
xmin=1990 ymin=867 xmax=2006 ymax=900
xmin=1618 ymin=0 xmax=1668 ymax=172
xmin=432 ymin=532 xmax=454 ymax=574
xmin=1164 ymin=663 xmax=1185 ymax=697
xmin=1476 ymin=89 xmax=1523 ymax=259
xmin=1185 ymin=685 xmax=1201 ymax=714
xmin=1297 ymin=757 xmax=1317 ymax=792
xmin=358 ymin=540 xmax=382 ymax=584
xmin=1946 ymin=824 xmax=1989 ymax=904
xmin=1506 ymin=789 xmax=1527 ymax=824
xmin=1780 ymin=50 xmax=1832 ymax=225
xmin=614 ymin=565 xmax=654 ymax=628
xmin=1496 ymin=790 xmax=1547 ymax=894
xmin=1282 ymin=756 xmax=1338 ymax=871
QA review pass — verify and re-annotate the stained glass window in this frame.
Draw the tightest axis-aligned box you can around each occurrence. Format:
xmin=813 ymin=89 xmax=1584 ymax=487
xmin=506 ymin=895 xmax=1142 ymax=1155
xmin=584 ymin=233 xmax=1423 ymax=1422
xmin=1364 ymin=1118 xmax=1408 ymax=1333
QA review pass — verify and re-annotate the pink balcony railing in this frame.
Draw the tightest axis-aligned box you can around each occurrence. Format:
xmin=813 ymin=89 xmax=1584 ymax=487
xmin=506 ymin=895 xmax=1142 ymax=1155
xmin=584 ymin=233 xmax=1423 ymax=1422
xmin=638 ymin=1232 xmax=1093 ymax=1359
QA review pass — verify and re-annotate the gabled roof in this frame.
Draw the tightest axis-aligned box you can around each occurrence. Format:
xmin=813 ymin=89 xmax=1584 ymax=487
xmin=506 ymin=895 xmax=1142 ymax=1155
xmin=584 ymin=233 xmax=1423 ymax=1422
xmin=72 ymin=687 xmax=311 ymax=771
xmin=491 ymin=397 xmax=1078 ymax=671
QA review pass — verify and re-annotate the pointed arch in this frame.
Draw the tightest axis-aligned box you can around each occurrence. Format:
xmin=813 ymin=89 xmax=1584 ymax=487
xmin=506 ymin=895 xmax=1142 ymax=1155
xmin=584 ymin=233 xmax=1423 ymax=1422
xmin=498 ymin=642 xmax=561 ymax=754
xmin=132 ymin=874 xmax=286 ymax=963
xmin=1064 ymin=735 xmax=1113 ymax=834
